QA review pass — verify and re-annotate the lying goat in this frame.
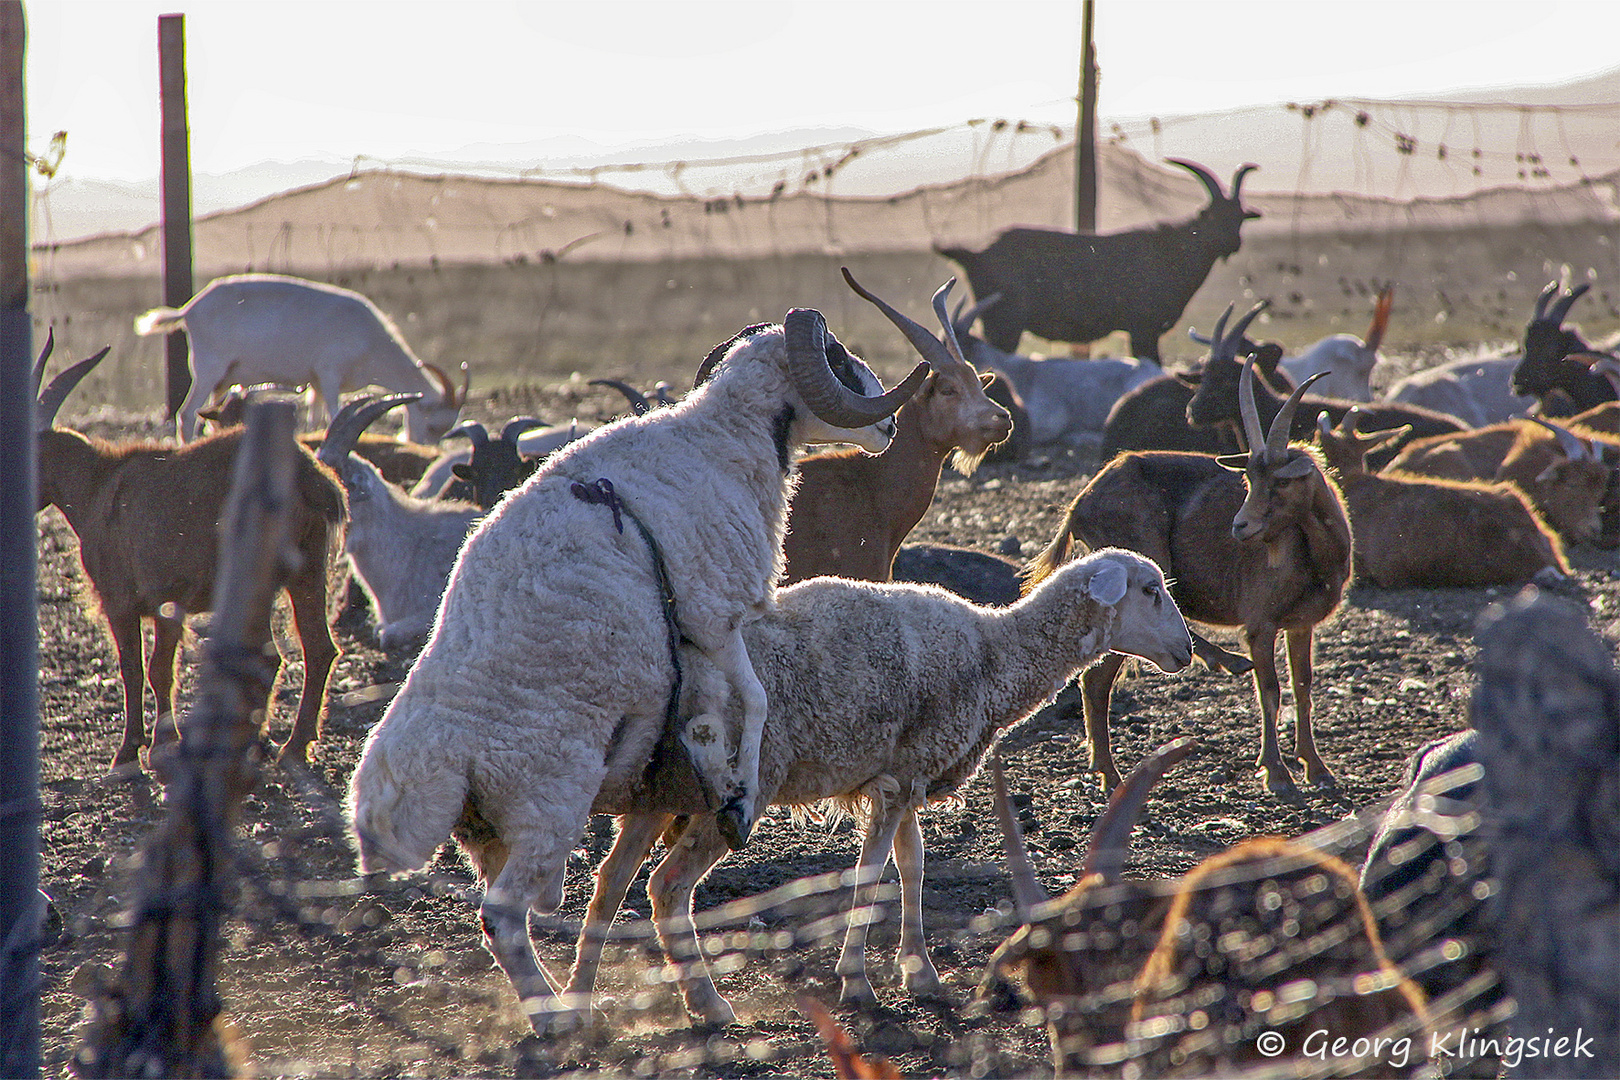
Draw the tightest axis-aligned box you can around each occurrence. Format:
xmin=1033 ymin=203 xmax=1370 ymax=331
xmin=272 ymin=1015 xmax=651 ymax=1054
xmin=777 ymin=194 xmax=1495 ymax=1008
xmin=1315 ymin=412 xmax=1569 ymax=587
xmin=548 ymin=547 xmax=1190 ymax=1026
xmin=988 ymin=743 xmax=1429 ymax=1077
xmin=35 ymin=336 xmax=344 ymax=770
xmin=1512 ymin=281 xmax=1618 ymax=415
xmin=1028 ymin=340 xmax=1354 ymax=793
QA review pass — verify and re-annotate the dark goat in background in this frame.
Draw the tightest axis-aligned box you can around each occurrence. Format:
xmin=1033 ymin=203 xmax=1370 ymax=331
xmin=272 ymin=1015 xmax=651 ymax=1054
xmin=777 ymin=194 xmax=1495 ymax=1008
xmin=1185 ymin=300 xmax=1468 ymax=468
xmin=936 ymin=159 xmax=1259 ymax=360
xmin=1512 ymin=282 xmax=1619 ymax=414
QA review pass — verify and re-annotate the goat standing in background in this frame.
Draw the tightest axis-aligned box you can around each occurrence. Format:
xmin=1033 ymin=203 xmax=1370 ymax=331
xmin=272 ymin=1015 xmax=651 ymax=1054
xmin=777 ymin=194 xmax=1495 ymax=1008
xmin=136 ymin=273 xmax=469 ymax=444
xmin=34 ymin=337 xmax=345 ymax=772
xmin=937 ymin=159 xmax=1258 ymax=360
xmin=1026 ymin=338 xmax=1353 ymax=793
xmin=783 ymin=270 xmax=1011 ymax=582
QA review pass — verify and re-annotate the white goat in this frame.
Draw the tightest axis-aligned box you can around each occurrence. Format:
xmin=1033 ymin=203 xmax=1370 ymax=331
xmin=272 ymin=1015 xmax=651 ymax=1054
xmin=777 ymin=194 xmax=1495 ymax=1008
xmin=1277 ymin=286 xmax=1393 ymax=402
xmin=505 ymin=547 xmax=1190 ymax=1026
xmin=951 ymin=297 xmax=1162 ymax=453
xmin=317 ymin=394 xmax=483 ymax=653
xmin=135 ymin=273 xmax=468 ymax=444
xmin=349 ymin=302 xmax=931 ymax=1033
xmin=1386 ymin=352 xmax=1533 ymax=427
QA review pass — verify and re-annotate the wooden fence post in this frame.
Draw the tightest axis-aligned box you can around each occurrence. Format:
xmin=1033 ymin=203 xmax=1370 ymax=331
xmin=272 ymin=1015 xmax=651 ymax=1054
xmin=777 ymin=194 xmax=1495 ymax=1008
xmin=159 ymin=12 xmax=194 ymax=422
xmin=79 ymin=400 xmax=300 ymax=1079
xmin=0 ymin=2 xmax=41 ymax=1075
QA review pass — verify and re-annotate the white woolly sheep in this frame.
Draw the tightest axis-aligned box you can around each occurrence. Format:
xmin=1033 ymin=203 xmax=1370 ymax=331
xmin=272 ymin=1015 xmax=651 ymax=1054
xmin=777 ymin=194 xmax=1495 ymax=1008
xmin=538 ymin=546 xmax=1192 ymax=1026
xmin=315 ymin=394 xmax=483 ymax=653
xmin=135 ymin=273 xmax=468 ymax=444
xmin=348 ymin=304 xmax=931 ymax=1034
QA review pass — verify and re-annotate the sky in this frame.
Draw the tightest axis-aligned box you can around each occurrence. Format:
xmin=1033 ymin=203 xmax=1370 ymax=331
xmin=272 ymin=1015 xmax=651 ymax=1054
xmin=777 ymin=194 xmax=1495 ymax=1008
xmin=21 ymin=0 xmax=1620 ymax=184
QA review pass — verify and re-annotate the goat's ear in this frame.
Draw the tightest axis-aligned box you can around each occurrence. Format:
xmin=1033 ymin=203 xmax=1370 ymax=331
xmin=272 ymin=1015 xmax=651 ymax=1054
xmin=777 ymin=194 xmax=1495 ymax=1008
xmin=1274 ymin=454 xmax=1318 ymax=480
xmin=1215 ymin=453 xmax=1248 ymax=472
xmin=1173 ymin=369 xmax=1202 ymax=388
xmin=980 ymin=372 xmax=996 ymax=388
xmin=451 ymin=463 xmax=475 ymax=482
xmin=1085 ymin=560 xmax=1129 ymax=607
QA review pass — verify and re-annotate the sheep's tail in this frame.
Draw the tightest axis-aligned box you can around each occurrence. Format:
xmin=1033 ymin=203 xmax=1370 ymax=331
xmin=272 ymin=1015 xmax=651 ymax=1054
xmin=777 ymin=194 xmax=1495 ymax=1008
xmin=348 ymin=716 xmax=470 ymax=874
xmin=134 ymin=306 xmax=186 ymax=336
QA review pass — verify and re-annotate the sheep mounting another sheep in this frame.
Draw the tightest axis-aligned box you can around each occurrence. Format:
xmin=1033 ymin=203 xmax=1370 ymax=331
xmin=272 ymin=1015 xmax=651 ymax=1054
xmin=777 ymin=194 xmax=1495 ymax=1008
xmin=349 ymin=288 xmax=940 ymax=1035
xmin=135 ymin=273 xmax=470 ymax=445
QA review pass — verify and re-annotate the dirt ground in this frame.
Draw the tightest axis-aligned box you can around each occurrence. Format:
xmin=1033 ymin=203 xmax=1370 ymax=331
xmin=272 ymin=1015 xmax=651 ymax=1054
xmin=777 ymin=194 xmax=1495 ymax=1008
xmin=31 ymin=376 xmax=1620 ymax=1079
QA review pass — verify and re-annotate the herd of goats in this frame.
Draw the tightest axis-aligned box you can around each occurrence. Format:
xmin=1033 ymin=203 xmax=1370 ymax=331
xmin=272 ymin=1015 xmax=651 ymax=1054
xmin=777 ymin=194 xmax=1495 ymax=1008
xmin=30 ymin=157 xmax=1620 ymax=1076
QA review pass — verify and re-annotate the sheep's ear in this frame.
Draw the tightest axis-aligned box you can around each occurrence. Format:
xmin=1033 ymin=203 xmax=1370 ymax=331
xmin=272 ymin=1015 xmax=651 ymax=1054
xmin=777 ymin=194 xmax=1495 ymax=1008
xmin=1086 ymin=561 xmax=1129 ymax=607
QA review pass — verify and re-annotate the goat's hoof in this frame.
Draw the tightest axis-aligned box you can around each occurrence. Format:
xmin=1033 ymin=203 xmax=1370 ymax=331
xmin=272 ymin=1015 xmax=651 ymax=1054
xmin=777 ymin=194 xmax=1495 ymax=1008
xmin=838 ymin=977 xmax=878 ymax=1008
xmin=1300 ymin=761 xmax=1337 ymax=788
xmin=716 ymin=798 xmax=753 ymax=851
xmin=1091 ymin=766 xmax=1123 ymax=794
xmin=1259 ymin=764 xmax=1298 ymax=795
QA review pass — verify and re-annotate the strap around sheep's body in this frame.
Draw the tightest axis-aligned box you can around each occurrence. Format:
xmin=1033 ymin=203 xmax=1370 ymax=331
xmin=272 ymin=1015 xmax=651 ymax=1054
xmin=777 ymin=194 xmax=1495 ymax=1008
xmin=569 ymin=478 xmax=686 ymax=742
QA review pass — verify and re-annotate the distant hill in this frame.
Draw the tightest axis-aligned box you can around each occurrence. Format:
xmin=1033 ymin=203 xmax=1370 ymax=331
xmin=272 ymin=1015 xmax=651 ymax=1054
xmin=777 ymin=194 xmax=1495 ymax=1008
xmin=32 ymin=68 xmax=1620 ymax=243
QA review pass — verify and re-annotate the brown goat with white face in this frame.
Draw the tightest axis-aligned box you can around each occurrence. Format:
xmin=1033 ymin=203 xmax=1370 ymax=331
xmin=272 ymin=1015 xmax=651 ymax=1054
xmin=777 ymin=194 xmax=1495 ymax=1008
xmin=1315 ymin=412 xmax=1569 ymax=587
xmin=34 ymin=337 xmax=346 ymax=773
xmin=782 ymin=271 xmax=1012 ymax=583
xmin=1025 ymin=340 xmax=1354 ymax=793
xmin=986 ymin=743 xmax=1429 ymax=1078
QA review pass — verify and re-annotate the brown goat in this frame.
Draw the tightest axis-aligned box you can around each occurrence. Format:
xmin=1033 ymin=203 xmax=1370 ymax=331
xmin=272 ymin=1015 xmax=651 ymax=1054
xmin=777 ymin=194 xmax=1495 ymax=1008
xmin=1386 ymin=416 xmax=1615 ymax=545
xmin=1315 ymin=412 xmax=1569 ymax=587
xmin=35 ymin=342 xmax=345 ymax=772
xmin=782 ymin=270 xmax=1011 ymax=583
xmin=987 ymin=743 xmax=1429 ymax=1078
xmin=1025 ymin=347 xmax=1353 ymax=793
xmin=203 ymin=390 xmax=443 ymax=488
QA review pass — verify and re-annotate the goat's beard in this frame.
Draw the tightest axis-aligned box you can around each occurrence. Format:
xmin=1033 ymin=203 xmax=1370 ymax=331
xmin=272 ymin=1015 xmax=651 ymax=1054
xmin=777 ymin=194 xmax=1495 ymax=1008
xmin=949 ymin=445 xmax=990 ymax=476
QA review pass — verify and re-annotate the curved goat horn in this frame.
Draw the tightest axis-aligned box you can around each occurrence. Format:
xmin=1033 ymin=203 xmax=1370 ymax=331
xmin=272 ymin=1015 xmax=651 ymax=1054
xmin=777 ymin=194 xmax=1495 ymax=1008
xmin=589 ymin=378 xmax=652 ymax=415
xmin=952 ymin=292 xmax=1001 ymax=342
xmin=447 ymin=420 xmax=490 ymax=450
xmin=1166 ymin=158 xmax=1224 ymax=204
xmin=1548 ymin=283 xmax=1591 ymax=325
xmin=1222 ymin=301 xmax=1268 ymax=359
xmin=31 ymin=327 xmax=54 ymax=394
xmin=840 ymin=267 xmax=959 ymax=373
xmin=1264 ymin=369 xmax=1331 ymax=464
xmin=1533 ymin=281 xmax=1559 ymax=322
xmin=1365 ymin=285 xmax=1395 ymax=351
xmin=35 ymin=344 xmax=110 ymax=432
xmin=1080 ymin=738 xmax=1197 ymax=886
xmin=784 ymin=306 xmax=927 ymax=430
xmin=1530 ymin=416 xmax=1593 ymax=462
xmin=693 ymin=322 xmax=773 ymax=390
xmin=318 ymin=392 xmax=421 ymax=471
xmin=1238 ymin=354 xmax=1268 ymax=456
xmin=501 ymin=416 xmax=546 ymax=444
xmin=991 ymin=752 xmax=1049 ymax=921
xmin=1229 ymin=163 xmax=1258 ymax=199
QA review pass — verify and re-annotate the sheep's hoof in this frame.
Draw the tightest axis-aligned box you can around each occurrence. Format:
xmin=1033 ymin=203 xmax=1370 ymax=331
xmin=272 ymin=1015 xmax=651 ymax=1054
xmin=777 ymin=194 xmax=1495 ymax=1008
xmin=716 ymin=798 xmax=753 ymax=851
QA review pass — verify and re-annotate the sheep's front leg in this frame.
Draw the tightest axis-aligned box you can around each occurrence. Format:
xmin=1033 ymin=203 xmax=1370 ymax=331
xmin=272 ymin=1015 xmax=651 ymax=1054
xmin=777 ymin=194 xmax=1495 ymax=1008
xmin=837 ymin=801 xmax=909 ymax=1006
xmin=566 ymin=813 xmax=671 ymax=1012
xmin=892 ymin=808 xmax=944 ymax=998
xmin=647 ymin=816 xmax=736 ymax=1025
xmin=480 ymin=872 xmax=578 ymax=1035
xmin=1246 ymin=627 xmax=1296 ymax=794
xmin=679 ymin=627 xmax=767 ymax=850
xmin=1285 ymin=627 xmax=1333 ymax=786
